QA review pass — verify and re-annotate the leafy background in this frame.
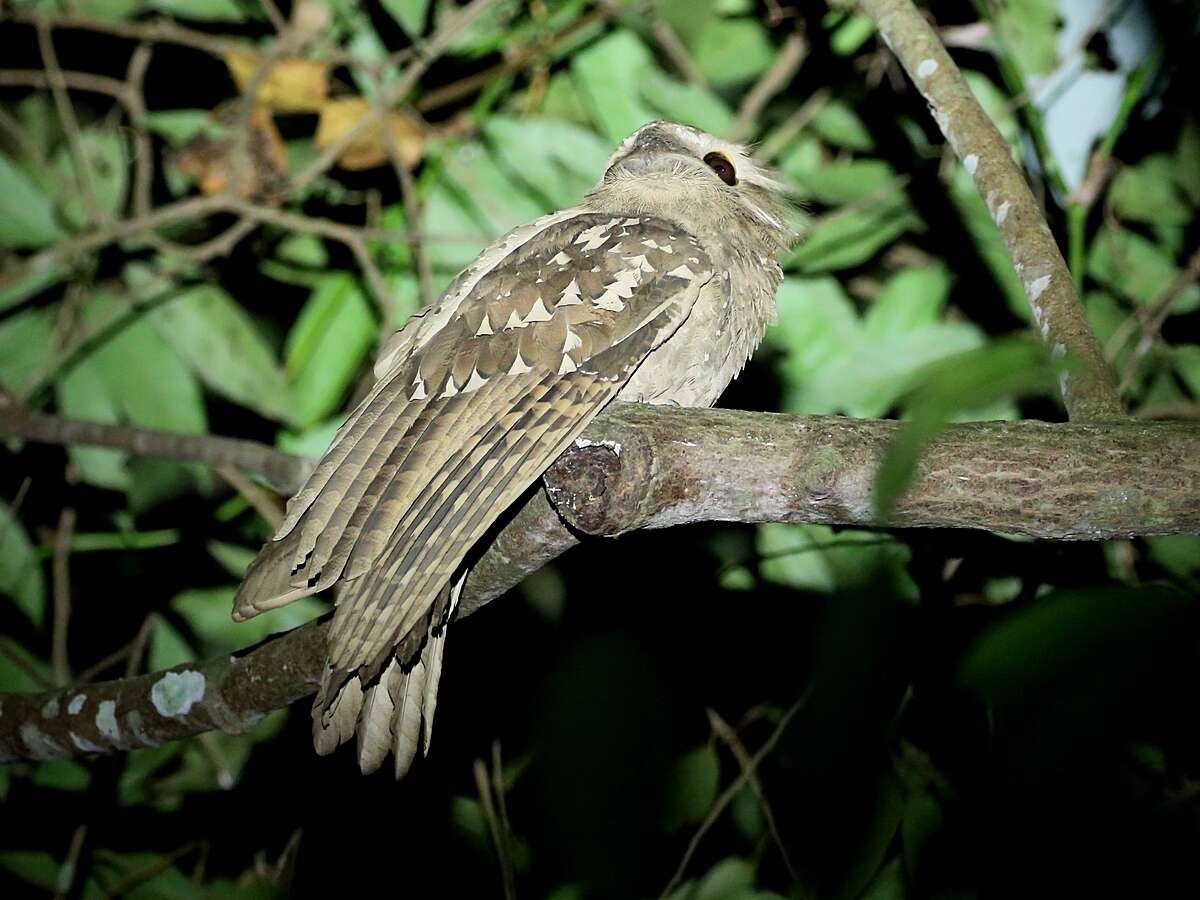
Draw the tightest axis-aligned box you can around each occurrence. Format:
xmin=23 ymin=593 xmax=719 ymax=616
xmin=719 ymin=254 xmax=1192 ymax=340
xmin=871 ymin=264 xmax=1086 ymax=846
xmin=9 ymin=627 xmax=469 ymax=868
xmin=1 ymin=0 xmax=1199 ymax=897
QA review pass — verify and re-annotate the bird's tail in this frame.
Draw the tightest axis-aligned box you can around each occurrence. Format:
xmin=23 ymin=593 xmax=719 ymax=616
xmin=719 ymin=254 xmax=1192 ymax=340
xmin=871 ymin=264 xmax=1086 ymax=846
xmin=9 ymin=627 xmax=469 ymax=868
xmin=311 ymin=574 xmax=461 ymax=777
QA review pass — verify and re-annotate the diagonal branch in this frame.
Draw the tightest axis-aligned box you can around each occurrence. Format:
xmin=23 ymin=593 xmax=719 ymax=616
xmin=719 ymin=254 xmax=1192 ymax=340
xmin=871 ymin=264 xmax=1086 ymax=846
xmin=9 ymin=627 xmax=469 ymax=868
xmin=1 ymin=403 xmax=1199 ymax=762
xmin=859 ymin=0 xmax=1125 ymax=422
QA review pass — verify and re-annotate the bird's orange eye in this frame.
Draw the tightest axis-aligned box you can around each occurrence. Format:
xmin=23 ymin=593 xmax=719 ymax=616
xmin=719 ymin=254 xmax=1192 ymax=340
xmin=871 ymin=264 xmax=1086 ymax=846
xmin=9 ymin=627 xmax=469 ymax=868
xmin=703 ymin=152 xmax=737 ymax=186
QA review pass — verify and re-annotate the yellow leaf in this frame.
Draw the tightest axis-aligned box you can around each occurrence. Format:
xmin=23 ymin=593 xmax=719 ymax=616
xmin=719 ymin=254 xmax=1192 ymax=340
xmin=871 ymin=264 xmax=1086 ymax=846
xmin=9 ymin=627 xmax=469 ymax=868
xmin=225 ymin=49 xmax=329 ymax=114
xmin=315 ymin=96 xmax=425 ymax=171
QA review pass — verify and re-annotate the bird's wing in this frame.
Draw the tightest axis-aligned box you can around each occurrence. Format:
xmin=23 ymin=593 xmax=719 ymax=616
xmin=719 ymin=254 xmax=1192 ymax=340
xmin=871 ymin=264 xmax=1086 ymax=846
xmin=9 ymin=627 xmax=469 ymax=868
xmin=232 ymin=211 xmax=714 ymax=718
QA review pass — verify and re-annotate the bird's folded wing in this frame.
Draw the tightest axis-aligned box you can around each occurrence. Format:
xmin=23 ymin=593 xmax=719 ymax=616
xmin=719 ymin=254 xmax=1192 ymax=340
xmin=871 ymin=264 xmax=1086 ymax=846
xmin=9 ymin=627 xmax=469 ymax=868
xmin=233 ymin=213 xmax=714 ymax=693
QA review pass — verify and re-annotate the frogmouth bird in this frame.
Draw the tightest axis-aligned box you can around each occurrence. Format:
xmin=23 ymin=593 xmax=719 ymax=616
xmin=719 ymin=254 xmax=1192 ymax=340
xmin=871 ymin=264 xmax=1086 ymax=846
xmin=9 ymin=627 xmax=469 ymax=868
xmin=233 ymin=121 xmax=793 ymax=776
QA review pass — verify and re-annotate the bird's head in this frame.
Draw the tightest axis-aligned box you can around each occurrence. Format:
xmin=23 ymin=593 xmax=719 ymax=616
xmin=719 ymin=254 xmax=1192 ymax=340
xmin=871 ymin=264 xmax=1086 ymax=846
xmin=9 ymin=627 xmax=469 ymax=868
xmin=591 ymin=120 xmax=796 ymax=256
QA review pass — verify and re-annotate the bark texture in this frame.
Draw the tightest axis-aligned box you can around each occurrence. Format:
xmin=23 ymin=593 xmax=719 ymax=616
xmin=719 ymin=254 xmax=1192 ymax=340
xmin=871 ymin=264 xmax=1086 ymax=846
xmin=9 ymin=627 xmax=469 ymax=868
xmin=2 ymin=403 xmax=1198 ymax=762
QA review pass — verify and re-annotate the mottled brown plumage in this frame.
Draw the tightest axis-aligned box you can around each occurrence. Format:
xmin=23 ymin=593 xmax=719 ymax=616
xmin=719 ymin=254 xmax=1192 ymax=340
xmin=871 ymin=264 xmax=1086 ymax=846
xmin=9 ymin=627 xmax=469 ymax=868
xmin=233 ymin=121 xmax=793 ymax=775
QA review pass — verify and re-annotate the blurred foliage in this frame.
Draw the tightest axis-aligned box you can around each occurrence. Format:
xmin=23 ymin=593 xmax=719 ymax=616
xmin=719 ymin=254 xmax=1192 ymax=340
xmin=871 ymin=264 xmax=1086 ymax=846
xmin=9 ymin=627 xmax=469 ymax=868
xmin=1 ymin=0 xmax=1199 ymax=897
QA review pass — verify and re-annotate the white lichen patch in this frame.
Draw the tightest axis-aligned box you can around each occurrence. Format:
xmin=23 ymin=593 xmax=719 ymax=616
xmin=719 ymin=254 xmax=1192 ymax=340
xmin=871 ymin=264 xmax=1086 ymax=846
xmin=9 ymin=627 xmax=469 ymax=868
xmin=20 ymin=722 xmax=64 ymax=759
xmin=916 ymin=58 xmax=939 ymax=79
xmin=964 ymin=154 xmax=979 ymax=176
xmin=96 ymin=700 xmax=120 ymax=741
xmin=41 ymin=698 xmax=60 ymax=718
xmin=68 ymin=694 xmax=85 ymax=715
xmin=1028 ymin=274 xmax=1052 ymax=302
xmin=995 ymin=200 xmax=1011 ymax=225
xmin=573 ymin=437 xmax=623 ymax=456
xmin=70 ymin=732 xmax=104 ymax=753
xmin=150 ymin=670 xmax=206 ymax=717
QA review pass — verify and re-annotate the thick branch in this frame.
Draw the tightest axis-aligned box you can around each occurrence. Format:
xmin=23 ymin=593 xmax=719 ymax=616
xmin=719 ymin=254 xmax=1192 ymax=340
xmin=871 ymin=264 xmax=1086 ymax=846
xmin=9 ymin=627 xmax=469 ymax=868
xmin=2 ymin=404 xmax=1198 ymax=761
xmin=860 ymin=0 xmax=1125 ymax=422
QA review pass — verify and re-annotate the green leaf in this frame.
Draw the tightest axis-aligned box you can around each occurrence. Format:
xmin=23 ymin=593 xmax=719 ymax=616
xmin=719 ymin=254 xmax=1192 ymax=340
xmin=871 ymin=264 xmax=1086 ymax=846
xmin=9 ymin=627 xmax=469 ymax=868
xmin=873 ymin=338 xmax=1059 ymax=519
xmin=53 ymin=293 xmax=208 ymax=495
xmin=146 ymin=0 xmax=248 ymax=22
xmin=809 ymin=99 xmax=875 ymax=151
xmin=206 ymin=540 xmax=258 ymax=579
xmin=639 ymin=68 xmax=733 ymax=136
xmin=0 ymin=256 xmax=71 ymax=313
xmin=440 ymin=140 xmax=547 ymax=236
xmin=663 ymin=744 xmax=720 ymax=830
xmin=0 ymin=305 xmax=54 ymax=392
xmin=863 ymin=263 xmax=953 ymax=341
xmin=138 ymin=109 xmax=217 ymax=147
xmin=787 ymin=158 xmax=899 ymax=206
xmin=1145 ymin=535 xmax=1200 ymax=588
xmin=693 ymin=18 xmax=775 ymax=87
xmin=286 ymin=274 xmax=376 ymax=427
xmin=653 ymin=0 xmax=718 ymax=49
xmin=0 ymin=852 xmax=60 ymax=891
xmin=1087 ymin=225 xmax=1185 ymax=307
xmin=828 ymin=13 xmax=876 ymax=56
xmin=0 ymin=638 xmax=53 ymax=692
xmin=758 ymin=523 xmax=913 ymax=598
xmin=381 ymin=0 xmax=431 ymax=37
xmin=786 ymin=193 xmax=921 ymax=274
xmin=1109 ymin=154 xmax=1192 ymax=225
xmin=994 ymin=0 xmax=1061 ymax=76
xmin=0 ymin=501 xmax=45 ymax=627
xmin=276 ymin=233 xmax=329 ymax=268
xmin=0 ymin=154 xmax=66 ymax=248
xmin=51 ymin=127 xmax=129 ymax=228
xmin=172 ymin=585 xmax=328 ymax=651
xmin=571 ymin=31 xmax=657 ymax=144
xmin=484 ymin=116 xmax=611 ymax=208
xmin=32 ymin=759 xmax=91 ymax=791
xmin=149 ymin=284 xmax=293 ymax=423
xmin=1174 ymin=118 xmax=1200 ymax=206
xmin=959 ymin=585 xmax=1189 ymax=704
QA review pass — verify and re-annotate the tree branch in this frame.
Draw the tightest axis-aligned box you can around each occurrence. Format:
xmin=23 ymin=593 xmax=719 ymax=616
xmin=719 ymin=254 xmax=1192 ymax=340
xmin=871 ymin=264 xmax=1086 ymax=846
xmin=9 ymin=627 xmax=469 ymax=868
xmin=2 ymin=403 xmax=1198 ymax=762
xmin=859 ymin=0 xmax=1125 ymax=422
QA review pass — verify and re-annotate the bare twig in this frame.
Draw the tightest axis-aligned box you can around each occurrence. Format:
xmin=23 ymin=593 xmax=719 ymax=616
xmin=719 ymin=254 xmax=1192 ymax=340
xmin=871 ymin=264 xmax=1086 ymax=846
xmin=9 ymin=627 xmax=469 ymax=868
xmin=215 ymin=465 xmax=285 ymax=530
xmin=729 ymin=29 xmax=809 ymax=142
xmin=97 ymin=843 xmax=200 ymax=900
xmin=474 ymin=752 xmax=518 ymax=900
xmin=757 ymin=88 xmax=831 ymax=161
xmin=860 ymin=0 xmax=1124 ymax=421
xmin=53 ymin=825 xmax=88 ymax=900
xmin=0 ymin=400 xmax=312 ymax=494
xmin=378 ymin=90 xmax=433 ymax=313
xmin=35 ymin=18 xmax=101 ymax=222
xmin=75 ymin=614 xmax=153 ymax=684
xmin=650 ymin=20 xmax=708 ymax=88
xmin=124 ymin=44 xmax=155 ymax=217
xmin=1117 ymin=245 xmax=1200 ymax=392
xmin=706 ymin=707 xmax=796 ymax=880
xmin=51 ymin=507 xmax=77 ymax=686
xmin=290 ymin=0 xmax=502 ymax=193
xmin=661 ymin=697 xmax=807 ymax=898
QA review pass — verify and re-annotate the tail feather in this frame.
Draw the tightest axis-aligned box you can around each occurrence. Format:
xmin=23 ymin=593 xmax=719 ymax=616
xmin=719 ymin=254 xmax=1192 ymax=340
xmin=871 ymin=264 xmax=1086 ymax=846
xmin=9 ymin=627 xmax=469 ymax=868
xmin=312 ymin=623 xmax=450 ymax=778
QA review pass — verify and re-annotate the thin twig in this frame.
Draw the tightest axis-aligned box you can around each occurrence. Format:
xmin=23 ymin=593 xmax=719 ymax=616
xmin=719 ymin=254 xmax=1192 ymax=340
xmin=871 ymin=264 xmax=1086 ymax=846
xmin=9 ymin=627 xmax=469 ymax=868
xmin=1117 ymin=244 xmax=1200 ymax=392
xmin=706 ymin=708 xmax=796 ymax=881
xmin=51 ymin=507 xmax=77 ymax=686
xmin=378 ymin=89 xmax=433 ymax=314
xmin=53 ymin=824 xmax=88 ymax=900
xmin=757 ymin=88 xmax=831 ymax=161
xmin=661 ymin=696 xmax=807 ymax=898
xmin=290 ymin=0 xmax=501 ymax=192
xmin=75 ymin=614 xmax=153 ymax=684
xmin=729 ymin=29 xmax=809 ymax=142
xmin=124 ymin=44 xmax=155 ymax=217
xmin=650 ymin=20 xmax=708 ymax=88
xmin=0 ymin=640 xmax=55 ymax=691
xmin=215 ymin=465 xmax=285 ymax=530
xmin=35 ymin=18 xmax=101 ymax=222
xmin=474 ymin=754 xmax=518 ymax=900
xmin=0 ymin=398 xmax=313 ymax=495
xmin=97 ymin=843 xmax=199 ymax=900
